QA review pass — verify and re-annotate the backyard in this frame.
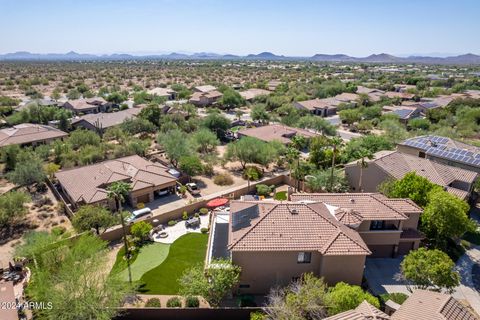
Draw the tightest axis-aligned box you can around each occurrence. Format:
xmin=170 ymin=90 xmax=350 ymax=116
xmin=111 ymin=232 xmax=208 ymax=295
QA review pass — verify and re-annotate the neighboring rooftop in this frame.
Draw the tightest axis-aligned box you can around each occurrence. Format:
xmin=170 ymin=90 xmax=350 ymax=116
xmin=0 ymin=123 xmax=68 ymax=147
xmin=147 ymin=87 xmax=176 ymax=97
xmin=194 ymin=85 xmax=217 ymax=93
xmin=399 ymin=135 xmax=480 ymax=168
xmin=63 ymin=97 xmax=108 ymax=111
xmin=228 ymin=200 xmax=371 ymax=255
xmin=71 ymin=107 xmax=142 ymax=129
xmin=55 ymin=155 xmax=177 ymax=204
xmin=325 ymin=300 xmax=390 ymax=320
xmin=290 ymin=193 xmax=420 ymax=221
xmin=391 ymin=290 xmax=477 ymax=320
xmin=238 ymin=124 xmax=318 ymax=144
xmin=349 ymin=150 xmax=478 ymax=199
xmin=239 ymin=88 xmax=271 ymax=100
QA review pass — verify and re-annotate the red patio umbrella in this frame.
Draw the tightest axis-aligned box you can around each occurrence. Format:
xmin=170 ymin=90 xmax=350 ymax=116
xmin=206 ymin=198 xmax=229 ymax=208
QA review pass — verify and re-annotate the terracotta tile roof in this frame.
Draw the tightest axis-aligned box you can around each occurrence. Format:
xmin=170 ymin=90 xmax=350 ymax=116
xmin=239 ymin=88 xmax=271 ymax=100
xmin=291 ymin=193 xmax=411 ymax=221
xmin=64 ymin=97 xmax=108 ymax=111
xmin=349 ymin=151 xmax=477 ymax=199
xmin=391 ymin=290 xmax=477 ymax=320
xmin=384 ymin=91 xmax=415 ymax=99
xmin=71 ymin=108 xmax=142 ymax=129
xmin=228 ymin=201 xmax=371 ymax=256
xmin=295 ymin=98 xmax=343 ymax=111
xmin=0 ymin=123 xmax=68 ymax=147
xmin=55 ymin=155 xmax=177 ymax=204
xmin=325 ymin=300 xmax=390 ymax=319
xmin=147 ymin=87 xmax=176 ymax=96
xmin=194 ymin=85 xmax=217 ymax=93
xmin=238 ymin=124 xmax=318 ymax=144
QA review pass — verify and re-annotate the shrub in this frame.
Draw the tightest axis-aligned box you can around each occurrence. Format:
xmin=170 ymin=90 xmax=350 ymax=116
xmin=51 ymin=226 xmax=66 ymax=236
xmin=273 ymin=191 xmax=287 ymax=201
xmin=185 ymin=296 xmax=200 ymax=308
xmin=194 ymin=213 xmax=199 ymax=218
xmin=137 ymin=202 xmax=145 ymax=209
xmin=199 ymin=208 xmax=209 ymax=215
xmin=256 ymin=184 xmax=273 ymax=197
xmin=213 ymin=173 xmax=234 ymax=186
xmin=379 ymin=292 xmax=408 ymax=305
xmin=166 ymin=297 xmax=182 ymax=308
xmin=182 ymin=211 xmax=188 ymax=220
xmin=145 ymin=298 xmax=161 ymax=308
xmin=201 ymin=227 xmax=209 ymax=234
xmin=168 ymin=220 xmax=177 ymax=226
xmin=464 ymin=230 xmax=480 ymax=245
xmin=243 ymin=166 xmax=263 ymax=181
xmin=250 ymin=311 xmax=266 ymax=320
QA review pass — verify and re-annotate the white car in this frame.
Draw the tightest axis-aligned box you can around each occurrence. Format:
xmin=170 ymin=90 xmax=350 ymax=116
xmin=126 ymin=207 xmax=151 ymax=223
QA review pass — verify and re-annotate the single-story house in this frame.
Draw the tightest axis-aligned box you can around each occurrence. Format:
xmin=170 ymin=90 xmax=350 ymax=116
xmin=63 ymin=97 xmax=111 ymax=115
xmin=147 ymin=87 xmax=176 ymax=100
xmin=267 ymin=80 xmax=282 ymax=91
xmin=383 ymin=106 xmax=422 ymax=123
xmin=239 ymin=88 xmax=271 ymax=101
xmin=237 ymin=124 xmax=318 ymax=145
xmin=294 ymin=93 xmax=358 ymax=117
xmin=189 ymin=90 xmax=223 ymax=107
xmin=324 ymin=300 xmax=390 ymax=320
xmin=55 ymin=155 xmax=178 ymax=210
xmin=290 ymin=193 xmax=424 ymax=259
xmin=344 ymin=150 xmax=478 ymax=200
xmin=0 ymin=123 xmax=68 ymax=147
xmin=193 ymin=85 xmax=217 ymax=93
xmin=384 ymin=91 xmax=415 ymax=100
xmin=356 ymin=86 xmax=385 ymax=102
xmin=71 ymin=107 xmax=142 ymax=132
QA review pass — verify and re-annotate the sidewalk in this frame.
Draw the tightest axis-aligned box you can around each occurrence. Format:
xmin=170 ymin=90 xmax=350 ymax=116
xmin=454 ymin=245 xmax=480 ymax=315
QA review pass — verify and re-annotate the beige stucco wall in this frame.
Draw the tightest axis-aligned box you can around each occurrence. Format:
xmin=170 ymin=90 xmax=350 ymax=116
xmin=232 ymin=251 xmax=366 ymax=294
xmin=320 ymin=255 xmax=365 ymax=286
xmin=345 ymin=163 xmax=391 ymax=192
xmin=232 ymin=251 xmax=322 ymax=294
xmin=402 ymin=212 xmax=420 ymax=230
xmin=359 ymin=230 xmax=402 ymax=246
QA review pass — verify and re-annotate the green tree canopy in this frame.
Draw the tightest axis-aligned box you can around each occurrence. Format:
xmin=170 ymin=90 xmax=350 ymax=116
xmin=130 ymin=220 xmax=153 ymax=242
xmin=401 ymin=248 xmax=460 ymax=293
xmin=179 ymin=259 xmax=241 ymax=307
xmin=72 ymin=205 xmax=116 ymax=235
xmin=192 ymin=128 xmax=219 ymax=154
xmin=201 ymin=112 xmax=231 ymax=139
xmin=422 ymin=189 xmax=474 ymax=247
xmin=157 ymin=129 xmax=192 ymax=167
xmin=0 ymin=191 xmax=31 ymax=229
xmin=325 ymin=282 xmax=380 ymax=315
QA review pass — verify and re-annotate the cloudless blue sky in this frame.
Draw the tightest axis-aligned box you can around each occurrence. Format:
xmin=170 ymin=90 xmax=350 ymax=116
xmin=0 ymin=0 xmax=479 ymax=56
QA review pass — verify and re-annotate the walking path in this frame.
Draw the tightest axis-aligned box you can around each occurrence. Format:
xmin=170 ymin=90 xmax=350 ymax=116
xmin=454 ymin=245 xmax=480 ymax=315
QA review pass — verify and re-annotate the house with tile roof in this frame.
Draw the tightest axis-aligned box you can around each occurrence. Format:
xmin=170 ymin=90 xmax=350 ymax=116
xmin=290 ymin=193 xmax=424 ymax=258
xmin=325 ymin=300 xmax=390 ymax=320
xmin=0 ymin=123 xmax=68 ymax=147
xmin=189 ymin=90 xmax=223 ymax=107
xmin=398 ymin=135 xmax=480 ymax=173
xmin=71 ymin=107 xmax=143 ymax=132
xmin=237 ymin=124 xmax=318 ymax=145
xmin=293 ymin=92 xmax=358 ymax=117
xmin=63 ymin=97 xmax=111 ymax=115
xmin=225 ymin=200 xmax=371 ymax=294
xmin=55 ymin=155 xmax=178 ymax=210
xmin=389 ymin=290 xmax=477 ymax=320
xmin=344 ymin=150 xmax=478 ymax=200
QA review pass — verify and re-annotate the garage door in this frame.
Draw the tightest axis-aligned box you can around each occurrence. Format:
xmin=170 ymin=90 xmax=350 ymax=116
xmin=397 ymin=242 xmax=414 ymax=256
xmin=136 ymin=194 xmax=150 ymax=204
xmin=369 ymin=245 xmax=395 ymax=258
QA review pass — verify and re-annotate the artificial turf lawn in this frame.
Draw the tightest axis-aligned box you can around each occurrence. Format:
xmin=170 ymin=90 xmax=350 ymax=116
xmin=274 ymin=191 xmax=288 ymax=201
xmin=118 ymin=242 xmax=170 ymax=281
xmin=139 ymin=233 xmax=208 ymax=294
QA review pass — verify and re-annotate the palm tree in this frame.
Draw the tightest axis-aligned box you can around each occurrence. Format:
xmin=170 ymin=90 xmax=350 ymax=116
xmin=286 ymin=147 xmax=300 ymax=190
xmin=329 ymin=137 xmax=343 ymax=191
xmin=107 ymin=181 xmax=133 ymax=284
xmin=356 ymin=149 xmax=373 ymax=192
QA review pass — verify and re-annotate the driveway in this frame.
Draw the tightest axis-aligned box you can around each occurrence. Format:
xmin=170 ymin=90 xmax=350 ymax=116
xmin=364 ymin=258 xmax=410 ymax=295
xmin=364 ymin=253 xmax=480 ymax=315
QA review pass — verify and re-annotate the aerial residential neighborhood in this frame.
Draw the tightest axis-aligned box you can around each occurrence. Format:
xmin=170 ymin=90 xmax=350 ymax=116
xmin=1 ymin=1 xmax=480 ymax=320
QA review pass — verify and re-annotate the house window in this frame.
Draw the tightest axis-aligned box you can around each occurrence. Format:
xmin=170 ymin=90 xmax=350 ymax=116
xmin=419 ymin=151 xmax=426 ymax=158
xmin=297 ymin=252 xmax=311 ymax=264
xmin=370 ymin=220 xmax=385 ymax=230
xmin=239 ymin=284 xmax=250 ymax=289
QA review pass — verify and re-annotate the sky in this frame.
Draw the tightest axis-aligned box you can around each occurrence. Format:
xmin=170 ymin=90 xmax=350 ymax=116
xmin=0 ymin=0 xmax=479 ymax=57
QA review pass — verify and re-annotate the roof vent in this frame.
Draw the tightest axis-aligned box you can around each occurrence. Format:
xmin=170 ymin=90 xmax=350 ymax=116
xmin=349 ymin=198 xmax=355 ymax=203
xmin=290 ymin=208 xmax=298 ymax=215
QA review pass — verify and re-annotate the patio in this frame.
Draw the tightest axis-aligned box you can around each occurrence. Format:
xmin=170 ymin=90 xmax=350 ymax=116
xmin=151 ymin=213 xmax=210 ymax=244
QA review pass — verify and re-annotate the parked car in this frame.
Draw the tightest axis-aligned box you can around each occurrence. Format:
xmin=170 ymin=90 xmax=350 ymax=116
xmin=126 ymin=207 xmax=152 ymax=223
xmin=186 ymin=182 xmax=201 ymax=196
xmin=157 ymin=189 xmax=169 ymax=196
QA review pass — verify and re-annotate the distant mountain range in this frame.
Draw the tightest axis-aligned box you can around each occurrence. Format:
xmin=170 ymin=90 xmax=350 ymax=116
xmin=1 ymin=51 xmax=480 ymax=64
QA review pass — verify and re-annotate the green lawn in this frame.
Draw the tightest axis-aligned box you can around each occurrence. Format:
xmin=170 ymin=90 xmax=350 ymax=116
xmin=274 ymin=191 xmax=287 ymax=201
xmin=139 ymin=233 xmax=208 ymax=294
xmin=118 ymin=243 xmax=170 ymax=281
